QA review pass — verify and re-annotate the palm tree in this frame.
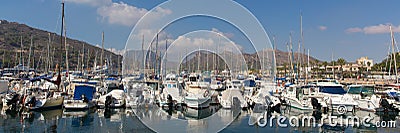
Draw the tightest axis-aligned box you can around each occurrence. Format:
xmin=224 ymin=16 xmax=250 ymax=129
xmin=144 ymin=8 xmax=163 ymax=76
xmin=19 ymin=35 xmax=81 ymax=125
xmin=322 ymin=61 xmax=328 ymax=78
xmin=337 ymin=58 xmax=346 ymax=79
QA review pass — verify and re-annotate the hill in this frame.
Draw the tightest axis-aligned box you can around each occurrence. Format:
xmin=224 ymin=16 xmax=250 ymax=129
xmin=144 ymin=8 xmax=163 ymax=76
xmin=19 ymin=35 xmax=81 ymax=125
xmin=179 ymin=49 xmax=319 ymax=72
xmin=0 ymin=20 xmax=121 ymax=72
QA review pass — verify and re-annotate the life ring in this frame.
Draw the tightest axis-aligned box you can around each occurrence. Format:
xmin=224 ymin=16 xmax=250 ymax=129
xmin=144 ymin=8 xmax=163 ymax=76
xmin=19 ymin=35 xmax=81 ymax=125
xmin=204 ymin=90 xmax=210 ymax=97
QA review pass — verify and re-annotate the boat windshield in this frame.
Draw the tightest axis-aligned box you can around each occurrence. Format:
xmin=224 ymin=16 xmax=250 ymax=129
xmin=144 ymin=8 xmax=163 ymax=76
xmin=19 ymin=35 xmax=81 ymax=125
xmin=203 ymin=78 xmax=211 ymax=83
xmin=361 ymin=86 xmax=375 ymax=96
xmin=189 ymin=76 xmax=197 ymax=82
xmin=319 ymin=86 xmax=346 ymax=94
xmin=167 ymin=83 xmax=177 ymax=88
xmin=243 ymin=80 xmax=256 ymax=87
xmin=348 ymin=86 xmax=362 ymax=94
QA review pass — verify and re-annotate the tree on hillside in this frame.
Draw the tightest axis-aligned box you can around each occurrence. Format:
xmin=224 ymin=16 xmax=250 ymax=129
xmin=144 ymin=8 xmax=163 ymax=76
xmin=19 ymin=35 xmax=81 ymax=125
xmin=337 ymin=58 xmax=346 ymax=79
xmin=322 ymin=61 xmax=328 ymax=78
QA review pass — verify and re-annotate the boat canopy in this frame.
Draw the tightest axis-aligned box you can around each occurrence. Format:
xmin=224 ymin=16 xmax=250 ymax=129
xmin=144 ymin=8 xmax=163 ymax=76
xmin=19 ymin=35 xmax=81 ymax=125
xmin=73 ymin=85 xmax=96 ymax=100
xmin=319 ymin=86 xmax=346 ymax=94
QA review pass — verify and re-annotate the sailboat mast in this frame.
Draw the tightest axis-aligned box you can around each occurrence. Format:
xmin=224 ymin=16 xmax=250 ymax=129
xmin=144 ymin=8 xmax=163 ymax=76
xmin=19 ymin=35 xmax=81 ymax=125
xmin=390 ymin=25 xmax=398 ymax=84
xmin=332 ymin=52 xmax=335 ymax=79
xmin=2 ymin=49 xmax=4 ymax=68
xmin=306 ymin=49 xmax=309 ymax=84
xmin=20 ymin=36 xmax=23 ymax=68
xmin=273 ymin=35 xmax=277 ymax=80
xmin=28 ymin=36 xmax=32 ymax=73
xmin=197 ymin=45 xmax=200 ymax=71
xmin=165 ymin=37 xmax=168 ymax=76
xmin=81 ymin=43 xmax=85 ymax=73
xmin=60 ymin=0 xmax=65 ymax=68
xmin=155 ymin=33 xmax=159 ymax=75
xmin=289 ymin=33 xmax=295 ymax=80
xmin=65 ymin=22 xmax=69 ymax=77
xmin=86 ymin=49 xmax=90 ymax=72
xmin=297 ymin=40 xmax=301 ymax=81
xmin=101 ymin=31 xmax=104 ymax=74
xmin=141 ymin=34 xmax=144 ymax=74
xmin=300 ymin=12 xmax=305 ymax=82
xmin=47 ymin=33 xmax=50 ymax=73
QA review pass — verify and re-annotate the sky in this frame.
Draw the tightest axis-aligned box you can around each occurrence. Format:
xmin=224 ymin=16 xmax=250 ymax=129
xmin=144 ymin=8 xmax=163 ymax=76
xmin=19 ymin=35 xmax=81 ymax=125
xmin=1 ymin=0 xmax=400 ymax=63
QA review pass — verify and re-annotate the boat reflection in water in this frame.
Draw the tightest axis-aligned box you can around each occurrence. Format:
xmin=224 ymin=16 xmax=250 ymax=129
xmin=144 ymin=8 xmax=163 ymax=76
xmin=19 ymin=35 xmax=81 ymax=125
xmin=0 ymin=107 xmax=153 ymax=133
xmin=133 ymin=104 xmax=241 ymax=133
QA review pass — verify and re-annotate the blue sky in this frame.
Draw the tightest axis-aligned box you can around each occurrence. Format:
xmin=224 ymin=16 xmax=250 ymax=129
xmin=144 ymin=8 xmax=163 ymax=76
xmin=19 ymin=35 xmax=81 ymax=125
xmin=1 ymin=0 xmax=400 ymax=63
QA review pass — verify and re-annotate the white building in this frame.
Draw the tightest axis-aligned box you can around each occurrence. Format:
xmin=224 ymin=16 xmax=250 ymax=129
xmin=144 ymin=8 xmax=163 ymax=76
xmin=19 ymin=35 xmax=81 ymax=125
xmin=356 ymin=56 xmax=373 ymax=70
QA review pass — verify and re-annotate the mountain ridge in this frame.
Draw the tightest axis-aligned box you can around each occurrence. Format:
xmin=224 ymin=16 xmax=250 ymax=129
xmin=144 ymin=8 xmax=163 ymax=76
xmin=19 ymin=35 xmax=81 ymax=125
xmin=0 ymin=20 xmax=121 ymax=72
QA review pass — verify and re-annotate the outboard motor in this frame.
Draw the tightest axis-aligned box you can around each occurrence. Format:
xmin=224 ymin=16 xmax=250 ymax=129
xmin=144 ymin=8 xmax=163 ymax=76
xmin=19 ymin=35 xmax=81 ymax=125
xmin=248 ymin=101 xmax=256 ymax=110
xmin=26 ymin=96 xmax=36 ymax=107
xmin=105 ymin=95 xmax=113 ymax=108
xmin=311 ymin=97 xmax=321 ymax=110
xmin=265 ymin=96 xmax=281 ymax=113
xmin=167 ymin=94 xmax=173 ymax=108
xmin=7 ymin=93 xmax=20 ymax=108
xmin=82 ymin=95 xmax=89 ymax=103
xmin=379 ymin=98 xmax=400 ymax=112
xmin=380 ymin=98 xmax=390 ymax=109
xmin=279 ymin=97 xmax=287 ymax=105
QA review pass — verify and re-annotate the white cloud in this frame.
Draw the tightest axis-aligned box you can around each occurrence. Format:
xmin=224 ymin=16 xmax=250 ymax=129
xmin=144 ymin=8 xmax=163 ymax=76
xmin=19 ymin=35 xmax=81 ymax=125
xmin=65 ymin=0 xmax=111 ymax=7
xmin=166 ymin=31 xmax=243 ymax=61
xmin=318 ymin=26 xmax=327 ymax=31
xmin=211 ymin=28 xmax=234 ymax=38
xmin=66 ymin=0 xmax=171 ymax=27
xmin=345 ymin=27 xmax=363 ymax=33
xmin=97 ymin=2 xmax=171 ymax=26
xmin=346 ymin=24 xmax=400 ymax=34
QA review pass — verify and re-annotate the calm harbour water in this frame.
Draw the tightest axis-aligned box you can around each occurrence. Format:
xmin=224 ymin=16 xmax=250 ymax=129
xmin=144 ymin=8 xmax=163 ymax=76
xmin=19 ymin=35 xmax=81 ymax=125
xmin=0 ymin=106 xmax=399 ymax=133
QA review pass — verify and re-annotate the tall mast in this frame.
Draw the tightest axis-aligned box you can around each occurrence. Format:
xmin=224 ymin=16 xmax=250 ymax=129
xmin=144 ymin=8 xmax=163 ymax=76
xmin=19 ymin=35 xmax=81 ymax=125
xmin=81 ymin=43 xmax=85 ymax=73
xmin=217 ymin=36 xmax=220 ymax=72
xmin=165 ymin=37 xmax=168 ymax=75
xmin=101 ymin=31 xmax=104 ymax=73
xmin=65 ymin=21 xmax=69 ymax=78
xmin=86 ymin=49 xmax=90 ymax=72
xmin=273 ymin=35 xmax=277 ymax=79
xmin=2 ymin=49 xmax=4 ymax=68
xmin=289 ymin=33 xmax=294 ymax=79
xmin=306 ymin=49 xmax=309 ymax=84
xmin=47 ymin=33 xmax=50 ymax=73
xmin=332 ymin=52 xmax=335 ymax=79
xmin=20 ymin=36 xmax=23 ymax=67
xmin=300 ymin=12 xmax=305 ymax=82
xmin=197 ymin=45 xmax=200 ymax=71
xmin=297 ymin=40 xmax=301 ymax=81
xmin=77 ymin=51 xmax=80 ymax=72
xmin=155 ymin=33 xmax=159 ymax=75
xmin=28 ymin=35 xmax=32 ymax=72
xmin=142 ymin=34 xmax=144 ymax=74
xmin=60 ymin=0 xmax=65 ymax=68
xmin=93 ymin=51 xmax=98 ymax=72
xmin=390 ymin=25 xmax=398 ymax=84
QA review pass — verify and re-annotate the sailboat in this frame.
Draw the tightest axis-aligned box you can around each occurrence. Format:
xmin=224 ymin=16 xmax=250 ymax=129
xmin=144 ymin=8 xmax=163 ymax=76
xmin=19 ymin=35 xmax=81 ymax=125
xmin=25 ymin=70 xmax=64 ymax=111
xmin=378 ymin=25 xmax=400 ymax=112
xmin=25 ymin=1 xmax=68 ymax=111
